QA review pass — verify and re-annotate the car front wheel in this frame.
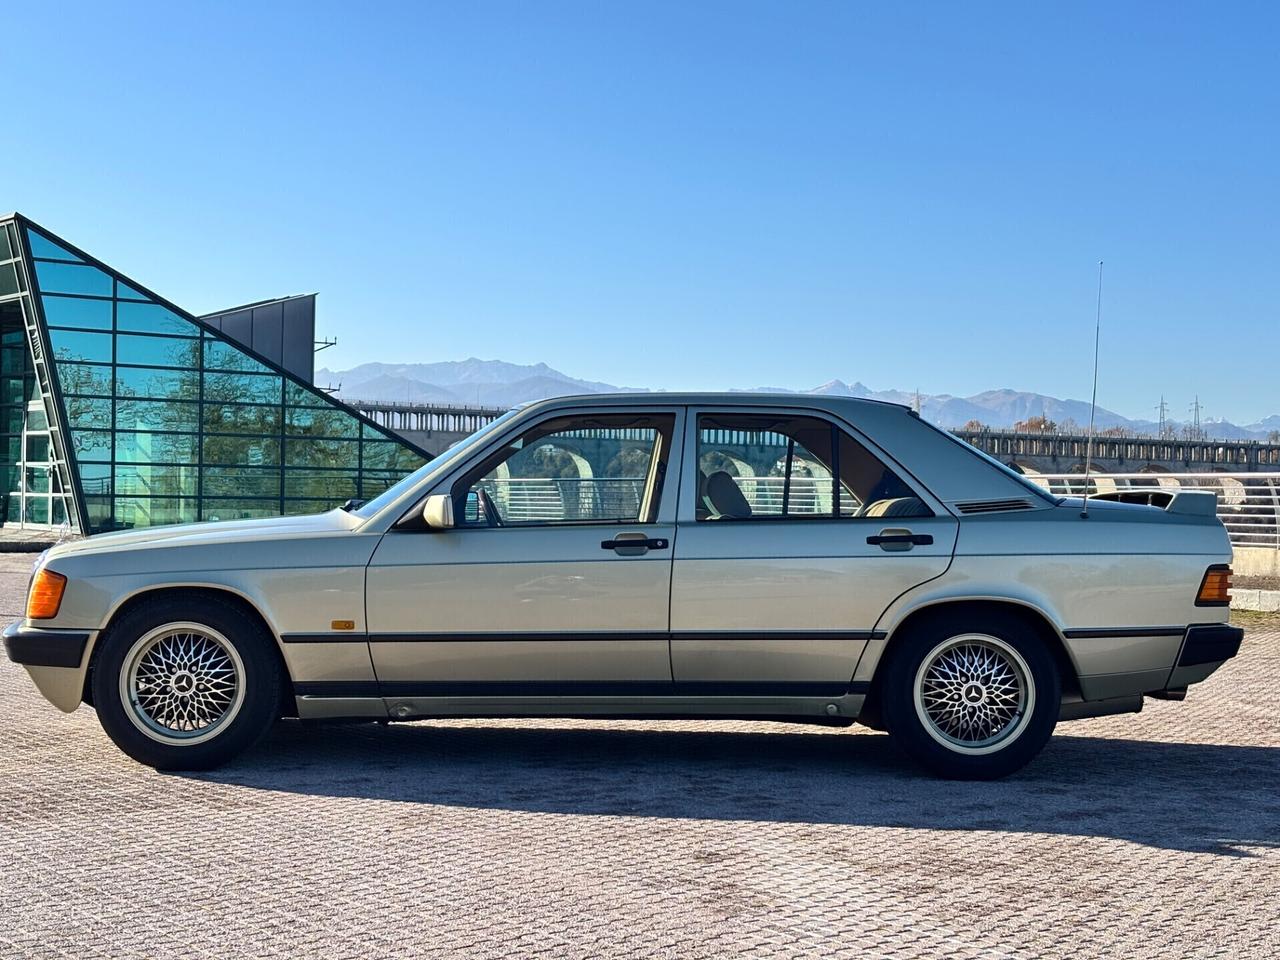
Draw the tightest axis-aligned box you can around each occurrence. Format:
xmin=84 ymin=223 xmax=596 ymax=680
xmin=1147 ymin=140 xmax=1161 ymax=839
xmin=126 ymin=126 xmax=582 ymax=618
xmin=881 ymin=613 xmax=1060 ymax=779
xmin=91 ymin=596 xmax=281 ymax=770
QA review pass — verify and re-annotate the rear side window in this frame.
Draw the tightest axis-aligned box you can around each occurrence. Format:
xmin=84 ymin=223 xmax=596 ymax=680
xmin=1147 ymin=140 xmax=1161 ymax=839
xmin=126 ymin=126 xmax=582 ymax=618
xmin=695 ymin=413 xmax=930 ymax=521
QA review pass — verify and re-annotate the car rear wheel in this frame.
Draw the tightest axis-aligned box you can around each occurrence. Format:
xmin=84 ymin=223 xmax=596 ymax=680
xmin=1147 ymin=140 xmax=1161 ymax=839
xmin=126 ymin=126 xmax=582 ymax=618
xmin=91 ymin=596 xmax=281 ymax=770
xmin=881 ymin=612 xmax=1060 ymax=779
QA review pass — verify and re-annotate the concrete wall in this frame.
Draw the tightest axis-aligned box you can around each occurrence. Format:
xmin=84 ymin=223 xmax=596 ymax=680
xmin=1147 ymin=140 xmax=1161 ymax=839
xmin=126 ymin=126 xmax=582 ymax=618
xmin=1233 ymin=546 xmax=1280 ymax=579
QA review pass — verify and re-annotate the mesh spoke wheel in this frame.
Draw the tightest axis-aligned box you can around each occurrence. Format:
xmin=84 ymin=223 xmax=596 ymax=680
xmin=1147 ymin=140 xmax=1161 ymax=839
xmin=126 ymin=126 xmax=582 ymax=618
xmin=912 ymin=633 xmax=1035 ymax=755
xmin=120 ymin=622 xmax=247 ymax=746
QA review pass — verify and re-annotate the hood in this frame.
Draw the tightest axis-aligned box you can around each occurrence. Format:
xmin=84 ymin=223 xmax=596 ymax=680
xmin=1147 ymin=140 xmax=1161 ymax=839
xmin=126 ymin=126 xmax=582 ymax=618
xmin=46 ymin=509 xmax=361 ymax=560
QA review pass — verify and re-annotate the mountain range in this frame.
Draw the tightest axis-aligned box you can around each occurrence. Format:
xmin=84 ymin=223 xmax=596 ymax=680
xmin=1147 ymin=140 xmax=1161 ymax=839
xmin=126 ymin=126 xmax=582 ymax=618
xmin=316 ymin=359 xmax=1280 ymax=441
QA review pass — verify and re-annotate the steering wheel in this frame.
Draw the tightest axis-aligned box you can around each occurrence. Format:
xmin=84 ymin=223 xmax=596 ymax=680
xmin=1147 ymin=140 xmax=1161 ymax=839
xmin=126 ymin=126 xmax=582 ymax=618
xmin=475 ymin=488 xmax=505 ymax=527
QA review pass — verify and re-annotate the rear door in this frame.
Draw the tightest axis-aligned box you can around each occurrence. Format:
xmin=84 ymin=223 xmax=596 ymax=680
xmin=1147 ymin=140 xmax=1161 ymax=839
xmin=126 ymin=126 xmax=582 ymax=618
xmin=669 ymin=407 xmax=957 ymax=690
xmin=365 ymin=407 xmax=684 ymax=694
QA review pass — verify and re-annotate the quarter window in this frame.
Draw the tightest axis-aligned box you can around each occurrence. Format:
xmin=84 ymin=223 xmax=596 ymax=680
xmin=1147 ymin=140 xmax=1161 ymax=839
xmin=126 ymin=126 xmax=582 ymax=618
xmin=695 ymin=413 xmax=929 ymax=521
xmin=455 ymin=414 xmax=676 ymax=526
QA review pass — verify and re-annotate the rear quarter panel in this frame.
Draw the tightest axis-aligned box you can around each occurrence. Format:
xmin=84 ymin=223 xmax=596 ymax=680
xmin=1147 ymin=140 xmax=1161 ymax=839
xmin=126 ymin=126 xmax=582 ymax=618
xmin=857 ymin=502 xmax=1233 ymax=698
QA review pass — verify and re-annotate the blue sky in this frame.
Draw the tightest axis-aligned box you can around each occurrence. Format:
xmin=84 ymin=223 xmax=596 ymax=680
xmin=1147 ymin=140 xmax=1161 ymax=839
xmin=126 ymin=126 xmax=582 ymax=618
xmin=5 ymin=2 xmax=1277 ymax=422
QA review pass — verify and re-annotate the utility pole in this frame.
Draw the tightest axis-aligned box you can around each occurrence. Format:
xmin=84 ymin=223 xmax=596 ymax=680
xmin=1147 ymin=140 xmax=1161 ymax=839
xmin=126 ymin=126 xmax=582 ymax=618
xmin=1188 ymin=396 xmax=1204 ymax=440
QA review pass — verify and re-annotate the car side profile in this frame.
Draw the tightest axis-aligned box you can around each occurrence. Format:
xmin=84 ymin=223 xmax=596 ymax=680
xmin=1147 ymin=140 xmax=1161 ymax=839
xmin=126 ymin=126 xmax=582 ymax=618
xmin=4 ymin=393 xmax=1243 ymax=779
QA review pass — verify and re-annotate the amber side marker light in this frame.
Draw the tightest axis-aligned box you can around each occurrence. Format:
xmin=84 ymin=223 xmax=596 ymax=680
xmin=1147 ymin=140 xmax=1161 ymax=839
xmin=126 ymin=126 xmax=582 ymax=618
xmin=1195 ymin=565 xmax=1232 ymax=607
xmin=26 ymin=568 xmax=67 ymax=620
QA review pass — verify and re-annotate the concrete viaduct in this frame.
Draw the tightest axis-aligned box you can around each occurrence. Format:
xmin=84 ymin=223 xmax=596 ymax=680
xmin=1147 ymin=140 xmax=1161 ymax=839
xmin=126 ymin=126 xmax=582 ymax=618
xmin=350 ymin=400 xmax=1280 ymax=473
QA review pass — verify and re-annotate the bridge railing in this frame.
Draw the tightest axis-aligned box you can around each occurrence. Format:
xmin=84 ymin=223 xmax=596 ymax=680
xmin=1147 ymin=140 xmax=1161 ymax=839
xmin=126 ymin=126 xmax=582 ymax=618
xmin=1027 ymin=472 xmax=1280 ymax=548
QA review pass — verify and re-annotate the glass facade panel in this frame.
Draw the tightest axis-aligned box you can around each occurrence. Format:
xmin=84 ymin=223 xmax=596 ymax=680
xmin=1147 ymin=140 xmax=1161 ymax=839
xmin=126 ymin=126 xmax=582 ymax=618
xmin=116 ymin=398 xmax=201 ymax=433
xmin=286 ymin=381 xmax=330 ymax=407
xmin=34 ymin=261 xmax=112 ymax=297
xmin=282 ymin=499 xmax=334 ymax=516
xmin=57 ymin=363 xmax=113 ymax=396
xmin=203 ymin=338 xmax=272 ymax=374
xmin=202 ymin=434 xmax=281 ymax=466
xmin=1 ymin=263 xmax=23 ymax=297
xmin=113 ymin=496 xmax=197 ymax=528
xmin=115 ymin=364 xmax=198 ymax=399
xmin=285 ymin=405 xmax=361 ymax=437
xmin=285 ymin=471 xmax=359 ymax=499
xmin=203 ymin=403 xmax=281 ymax=435
xmin=117 ymin=301 xmax=199 ymax=336
xmin=116 ymin=333 xmax=200 ymax=368
xmin=284 ymin=438 xmax=359 ymax=470
xmin=115 ymin=431 xmax=200 ymax=464
xmin=361 ymin=440 xmax=427 ymax=472
xmin=71 ymin=429 xmax=112 ymax=462
xmin=49 ymin=329 xmax=113 ymax=363
xmin=42 ymin=295 xmax=112 ymax=330
xmin=116 ymin=280 xmax=149 ymax=301
xmin=202 ymin=499 xmax=281 ymax=522
xmin=359 ymin=471 xmax=404 ymax=498
xmin=202 ymin=371 xmax=281 ymax=404
xmin=12 ymin=219 xmax=429 ymax=533
xmin=114 ymin=464 xmax=198 ymax=497
xmin=26 ymin=232 xmax=83 ymax=261
xmin=201 ymin=467 xmax=281 ymax=498
xmin=63 ymin=397 xmax=112 ymax=431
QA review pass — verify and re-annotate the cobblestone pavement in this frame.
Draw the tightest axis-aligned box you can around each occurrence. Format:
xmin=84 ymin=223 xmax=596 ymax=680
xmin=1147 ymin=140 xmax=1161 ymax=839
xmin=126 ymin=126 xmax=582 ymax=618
xmin=0 ymin=554 xmax=1277 ymax=959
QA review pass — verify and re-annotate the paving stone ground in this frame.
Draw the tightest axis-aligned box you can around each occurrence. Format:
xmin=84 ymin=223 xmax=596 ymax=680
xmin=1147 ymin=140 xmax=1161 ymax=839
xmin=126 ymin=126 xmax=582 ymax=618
xmin=0 ymin=553 xmax=1276 ymax=958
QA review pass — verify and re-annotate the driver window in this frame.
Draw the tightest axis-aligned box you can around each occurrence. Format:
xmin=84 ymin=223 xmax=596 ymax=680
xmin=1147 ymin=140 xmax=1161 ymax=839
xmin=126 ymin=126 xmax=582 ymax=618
xmin=696 ymin=413 xmax=930 ymax=521
xmin=456 ymin=414 xmax=675 ymax=526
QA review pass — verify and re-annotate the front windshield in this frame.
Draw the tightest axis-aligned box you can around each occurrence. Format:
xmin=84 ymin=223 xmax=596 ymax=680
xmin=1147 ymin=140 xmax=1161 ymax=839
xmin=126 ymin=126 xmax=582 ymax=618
xmin=349 ymin=409 xmax=522 ymax=520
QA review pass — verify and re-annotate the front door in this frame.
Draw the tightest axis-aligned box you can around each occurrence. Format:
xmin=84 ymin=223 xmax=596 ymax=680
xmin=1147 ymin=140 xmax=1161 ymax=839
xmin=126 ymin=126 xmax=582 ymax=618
xmin=669 ymin=408 xmax=958 ymax=692
xmin=365 ymin=408 xmax=683 ymax=696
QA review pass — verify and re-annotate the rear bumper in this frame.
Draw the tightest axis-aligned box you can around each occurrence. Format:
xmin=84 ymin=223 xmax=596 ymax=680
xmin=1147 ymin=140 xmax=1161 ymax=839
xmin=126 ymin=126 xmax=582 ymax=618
xmin=1177 ymin=624 xmax=1243 ymax=667
xmin=1166 ymin=623 xmax=1244 ymax=689
xmin=3 ymin=621 xmax=90 ymax=668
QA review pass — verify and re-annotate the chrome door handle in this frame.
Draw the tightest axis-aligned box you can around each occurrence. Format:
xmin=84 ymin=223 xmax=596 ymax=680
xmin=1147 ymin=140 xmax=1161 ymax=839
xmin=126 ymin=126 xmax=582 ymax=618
xmin=601 ymin=533 xmax=669 ymax=555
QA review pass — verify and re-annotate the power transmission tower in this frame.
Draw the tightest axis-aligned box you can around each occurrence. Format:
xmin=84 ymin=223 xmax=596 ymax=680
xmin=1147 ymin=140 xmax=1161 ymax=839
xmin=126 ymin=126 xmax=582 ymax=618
xmin=1188 ymin=396 xmax=1204 ymax=440
xmin=1155 ymin=396 xmax=1170 ymax=438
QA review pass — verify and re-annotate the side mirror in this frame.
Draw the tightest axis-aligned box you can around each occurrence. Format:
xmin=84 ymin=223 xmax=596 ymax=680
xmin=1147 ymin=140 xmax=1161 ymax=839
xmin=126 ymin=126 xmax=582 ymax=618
xmin=422 ymin=494 xmax=455 ymax=530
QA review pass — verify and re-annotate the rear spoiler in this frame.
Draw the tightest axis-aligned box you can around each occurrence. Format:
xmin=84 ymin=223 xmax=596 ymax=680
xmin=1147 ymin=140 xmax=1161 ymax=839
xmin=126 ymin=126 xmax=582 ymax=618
xmin=1165 ymin=490 xmax=1218 ymax=517
xmin=1089 ymin=488 xmax=1219 ymax=517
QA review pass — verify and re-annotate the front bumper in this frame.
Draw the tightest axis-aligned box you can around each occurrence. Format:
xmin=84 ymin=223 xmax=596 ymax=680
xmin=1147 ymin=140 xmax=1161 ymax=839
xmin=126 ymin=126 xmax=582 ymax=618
xmin=3 ymin=621 xmax=90 ymax=668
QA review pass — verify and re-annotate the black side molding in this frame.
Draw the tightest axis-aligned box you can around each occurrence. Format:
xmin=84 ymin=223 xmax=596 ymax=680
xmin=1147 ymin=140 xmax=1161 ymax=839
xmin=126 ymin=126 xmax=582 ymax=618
xmin=295 ymin=679 xmax=872 ymax=699
xmin=1178 ymin=624 xmax=1244 ymax=667
xmin=1062 ymin=626 xmax=1185 ymax=639
xmin=3 ymin=621 xmax=89 ymax=668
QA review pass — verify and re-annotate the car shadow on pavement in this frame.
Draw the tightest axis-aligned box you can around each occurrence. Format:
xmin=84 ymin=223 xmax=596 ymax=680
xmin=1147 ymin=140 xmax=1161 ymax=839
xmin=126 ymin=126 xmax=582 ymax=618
xmin=192 ymin=721 xmax=1280 ymax=856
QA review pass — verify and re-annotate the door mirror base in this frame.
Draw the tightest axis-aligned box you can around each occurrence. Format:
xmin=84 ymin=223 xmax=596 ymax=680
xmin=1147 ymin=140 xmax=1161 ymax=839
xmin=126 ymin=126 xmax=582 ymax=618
xmin=423 ymin=494 xmax=455 ymax=530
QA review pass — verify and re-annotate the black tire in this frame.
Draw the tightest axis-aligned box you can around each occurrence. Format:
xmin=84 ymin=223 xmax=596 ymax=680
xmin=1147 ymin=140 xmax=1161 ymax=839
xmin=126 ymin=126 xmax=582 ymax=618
xmin=91 ymin=595 xmax=281 ymax=771
xmin=880 ymin=611 xmax=1060 ymax=780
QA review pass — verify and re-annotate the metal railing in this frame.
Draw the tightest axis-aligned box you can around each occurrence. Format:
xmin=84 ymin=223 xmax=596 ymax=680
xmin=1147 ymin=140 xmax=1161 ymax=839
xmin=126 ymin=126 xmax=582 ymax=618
xmin=475 ymin=477 xmax=648 ymax=523
xmin=474 ymin=474 xmax=858 ymax=523
xmin=1027 ymin=472 xmax=1280 ymax=548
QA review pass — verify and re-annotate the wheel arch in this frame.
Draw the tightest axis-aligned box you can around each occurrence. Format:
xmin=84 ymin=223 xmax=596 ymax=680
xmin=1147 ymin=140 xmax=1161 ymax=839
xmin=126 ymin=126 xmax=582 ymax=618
xmin=858 ymin=598 xmax=1081 ymax=728
xmin=84 ymin=585 xmax=293 ymax=714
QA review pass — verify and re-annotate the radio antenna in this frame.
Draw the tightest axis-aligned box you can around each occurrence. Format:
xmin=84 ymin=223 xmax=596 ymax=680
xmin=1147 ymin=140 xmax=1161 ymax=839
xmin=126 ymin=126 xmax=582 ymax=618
xmin=1080 ymin=260 xmax=1103 ymax=519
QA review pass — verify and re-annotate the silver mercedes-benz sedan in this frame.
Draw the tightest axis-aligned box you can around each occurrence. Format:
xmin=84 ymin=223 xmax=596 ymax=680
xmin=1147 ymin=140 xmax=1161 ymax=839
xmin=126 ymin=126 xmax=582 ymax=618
xmin=4 ymin=393 xmax=1242 ymax=778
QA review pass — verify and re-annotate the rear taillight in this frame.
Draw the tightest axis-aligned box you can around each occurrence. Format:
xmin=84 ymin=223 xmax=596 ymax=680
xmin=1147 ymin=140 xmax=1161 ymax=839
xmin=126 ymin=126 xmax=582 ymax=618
xmin=1195 ymin=564 xmax=1232 ymax=607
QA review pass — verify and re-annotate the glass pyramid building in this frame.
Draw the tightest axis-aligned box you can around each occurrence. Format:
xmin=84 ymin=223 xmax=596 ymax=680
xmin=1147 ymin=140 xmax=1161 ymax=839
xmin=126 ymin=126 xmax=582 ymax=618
xmin=0 ymin=213 xmax=428 ymax=535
